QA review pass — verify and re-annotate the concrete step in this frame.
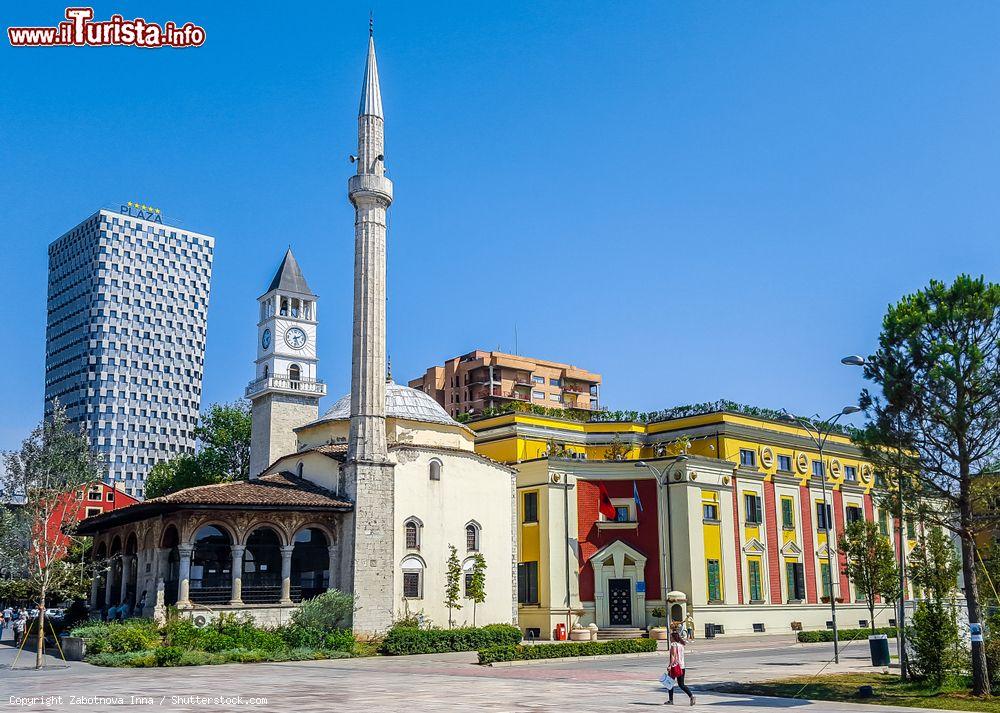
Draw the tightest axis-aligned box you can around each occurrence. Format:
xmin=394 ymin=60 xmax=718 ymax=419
xmin=596 ymin=627 xmax=646 ymax=640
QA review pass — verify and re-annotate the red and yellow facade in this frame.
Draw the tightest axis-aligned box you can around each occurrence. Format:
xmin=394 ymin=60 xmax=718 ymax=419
xmin=470 ymin=408 xmax=916 ymax=639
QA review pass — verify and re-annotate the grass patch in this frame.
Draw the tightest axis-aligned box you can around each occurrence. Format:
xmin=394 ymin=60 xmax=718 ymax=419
xmin=720 ymin=673 xmax=1000 ymax=712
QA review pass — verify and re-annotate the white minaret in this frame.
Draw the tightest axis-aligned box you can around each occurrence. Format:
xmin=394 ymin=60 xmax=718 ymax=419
xmin=341 ymin=25 xmax=396 ymax=633
xmin=246 ymin=249 xmax=326 ymax=478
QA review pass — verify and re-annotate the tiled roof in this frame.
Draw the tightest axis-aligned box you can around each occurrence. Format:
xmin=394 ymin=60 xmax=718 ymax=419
xmin=74 ymin=473 xmax=351 ymax=535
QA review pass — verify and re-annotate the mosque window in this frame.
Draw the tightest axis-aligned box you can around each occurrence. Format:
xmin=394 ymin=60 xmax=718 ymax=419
xmin=429 ymin=459 xmax=442 ymax=481
xmin=404 ymin=520 xmax=420 ymax=549
xmin=297 ymin=462 xmax=304 ymax=478
xmin=401 ymin=556 xmax=424 ymax=599
xmin=465 ymin=523 xmax=480 ymax=551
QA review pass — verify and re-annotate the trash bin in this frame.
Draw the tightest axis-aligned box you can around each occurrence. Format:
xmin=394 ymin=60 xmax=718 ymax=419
xmin=704 ymin=623 xmax=715 ymax=639
xmin=869 ymin=634 xmax=890 ymax=666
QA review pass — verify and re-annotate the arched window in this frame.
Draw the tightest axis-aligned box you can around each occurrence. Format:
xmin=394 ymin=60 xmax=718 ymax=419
xmin=401 ymin=556 xmax=424 ymax=599
xmin=429 ymin=459 xmax=442 ymax=481
xmin=463 ymin=558 xmax=476 ymax=596
xmin=465 ymin=522 xmax=480 ymax=552
xmin=191 ymin=525 xmax=232 ymax=605
xmin=289 ymin=364 xmax=301 ymax=383
xmin=404 ymin=519 xmax=421 ymax=550
xmin=243 ymin=527 xmax=282 ymax=603
xmin=263 ymin=365 xmax=269 ymax=379
xmin=297 ymin=461 xmax=304 ymax=478
xmin=291 ymin=528 xmax=329 ymax=602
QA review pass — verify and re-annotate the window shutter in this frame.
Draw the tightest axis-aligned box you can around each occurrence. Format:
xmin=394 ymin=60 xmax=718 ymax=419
xmin=794 ymin=563 xmax=806 ymax=601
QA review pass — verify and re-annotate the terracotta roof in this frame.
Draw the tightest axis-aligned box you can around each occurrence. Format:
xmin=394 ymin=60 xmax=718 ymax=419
xmin=74 ymin=474 xmax=351 ymax=535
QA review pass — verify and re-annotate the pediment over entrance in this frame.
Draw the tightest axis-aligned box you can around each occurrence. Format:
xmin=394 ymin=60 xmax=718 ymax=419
xmin=591 ymin=540 xmax=647 ymax=580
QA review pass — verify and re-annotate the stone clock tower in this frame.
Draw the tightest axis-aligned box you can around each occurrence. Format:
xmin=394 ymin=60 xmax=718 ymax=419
xmin=246 ymin=248 xmax=326 ymax=477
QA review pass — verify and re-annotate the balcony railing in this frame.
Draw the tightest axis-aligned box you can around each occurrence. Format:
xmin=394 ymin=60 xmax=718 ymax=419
xmin=245 ymin=375 xmax=327 ymax=398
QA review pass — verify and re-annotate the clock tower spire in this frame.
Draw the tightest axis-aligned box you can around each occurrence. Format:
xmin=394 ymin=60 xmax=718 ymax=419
xmin=246 ymin=248 xmax=326 ymax=478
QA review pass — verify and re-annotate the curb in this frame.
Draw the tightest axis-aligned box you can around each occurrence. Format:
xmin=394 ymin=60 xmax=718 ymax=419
xmin=487 ymin=651 xmax=663 ymax=667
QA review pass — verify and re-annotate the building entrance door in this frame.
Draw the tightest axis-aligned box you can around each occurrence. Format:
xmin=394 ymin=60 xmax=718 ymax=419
xmin=608 ymin=578 xmax=632 ymax=626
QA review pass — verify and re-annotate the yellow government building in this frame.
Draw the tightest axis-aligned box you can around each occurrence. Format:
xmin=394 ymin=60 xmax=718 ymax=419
xmin=463 ymin=402 xmax=916 ymax=639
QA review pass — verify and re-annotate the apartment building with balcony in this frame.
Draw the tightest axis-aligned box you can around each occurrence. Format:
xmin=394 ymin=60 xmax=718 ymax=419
xmin=408 ymin=350 xmax=601 ymax=418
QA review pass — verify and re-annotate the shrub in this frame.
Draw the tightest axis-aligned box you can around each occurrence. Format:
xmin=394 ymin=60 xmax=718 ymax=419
xmin=154 ymin=646 xmax=184 ymax=667
xmin=478 ymin=638 xmax=658 ymax=664
xmin=986 ymin=610 xmax=1000 ymax=687
xmin=280 ymin=624 xmax=355 ymax=653
xmin=381 ymin=624 xmax=522 ymax=655
xmin=290 ymin=590 xmax=356 ymax=630
xmin=73 ymin=620 xmax=161 ymax=654
xmin=907 ymin=600 xmax=963 ymax=686
xmin=85 ymin=650 xmax=158 ymax=667
xmin=177 ymin=650 xmax=226 ymax=666
xmin=796 ymin=627 xmax=897 ymax=643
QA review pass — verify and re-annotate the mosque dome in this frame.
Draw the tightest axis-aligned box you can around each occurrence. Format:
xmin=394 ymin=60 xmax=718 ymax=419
xmin=316 ymin=380 xmax=459 ymax=428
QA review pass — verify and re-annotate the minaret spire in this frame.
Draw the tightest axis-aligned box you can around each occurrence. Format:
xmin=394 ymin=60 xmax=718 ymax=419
xmin=343 ymin=24 xmax=397 ymax=635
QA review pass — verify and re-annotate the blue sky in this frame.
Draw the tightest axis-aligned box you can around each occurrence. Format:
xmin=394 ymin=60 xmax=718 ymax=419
xmin=2 ymin=2 xmax=999 ymax=450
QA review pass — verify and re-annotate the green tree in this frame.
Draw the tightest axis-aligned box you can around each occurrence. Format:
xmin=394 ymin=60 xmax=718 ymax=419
xmin=839 ymin=520 xmax=898 ymax=633
xmin=195 ymin=400 xmax=252 ymax=479
xmin=444 ymin=544 xmax=462 ymax=629
xmin=858 ymin=275 xmax=1000 ymax=696
xmin=1 ymin=402 xmax=104 ymax=668
xmin=144 ymin=400 xmax=252 ymax=499
xmin=467 ymin=553 xmax=487 ymax=627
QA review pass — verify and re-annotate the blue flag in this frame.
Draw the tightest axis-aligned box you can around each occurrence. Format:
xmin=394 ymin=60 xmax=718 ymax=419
xmin=633 ymin=480 xmax=643 ymax=513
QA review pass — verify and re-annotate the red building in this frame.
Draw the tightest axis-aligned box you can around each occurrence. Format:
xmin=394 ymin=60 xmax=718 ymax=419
xmin=48 ymin=482 xmax=139 ymax=552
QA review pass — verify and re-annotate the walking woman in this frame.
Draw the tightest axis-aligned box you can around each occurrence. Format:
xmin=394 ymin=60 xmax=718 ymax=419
xmin=666 ymin=630 xmax=695 ymax=705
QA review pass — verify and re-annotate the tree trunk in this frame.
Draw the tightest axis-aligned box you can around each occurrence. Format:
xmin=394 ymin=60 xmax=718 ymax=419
xmin=35 ymin=590 xmax=45 ymax=670
xmin=869 ymin=600 xmax=876 ymax=634
xmin=960 ymin=532 xmax=990 ymax=696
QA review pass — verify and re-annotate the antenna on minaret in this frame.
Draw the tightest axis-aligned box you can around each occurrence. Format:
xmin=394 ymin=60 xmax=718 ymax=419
xmin=369 ymin=11 xmax=374 ymax=36
xmin=386 ymin=355 xmax=393 ymax=383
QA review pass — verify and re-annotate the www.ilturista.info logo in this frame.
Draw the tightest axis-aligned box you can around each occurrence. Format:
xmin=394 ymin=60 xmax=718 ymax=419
xmin=8 ymin=7 xmax=205 ymax=48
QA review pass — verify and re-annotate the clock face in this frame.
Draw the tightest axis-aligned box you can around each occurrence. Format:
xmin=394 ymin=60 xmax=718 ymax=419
xmin=285 ymin=327 xmax=307 ymax=349
xmin=261 ymin=329 xmax=271 ymax=350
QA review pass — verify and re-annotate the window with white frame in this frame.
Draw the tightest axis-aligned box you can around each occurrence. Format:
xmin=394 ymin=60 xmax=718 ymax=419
xmin=844 ymin=465 xmax=857 ymax=482
xmin=401 ymin=556 xmax=423 ymax=599
xmin=465 ymin=522 xmax=480 ymax=551
xmin=404 ymin=518 xmax=422 ymax=550
xmin=429 ymin=459 xmax=442 ymax=481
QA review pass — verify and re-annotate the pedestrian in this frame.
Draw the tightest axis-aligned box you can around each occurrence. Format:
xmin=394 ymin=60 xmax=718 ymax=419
xmin=12 ymin=610 xmax=26 ymax=646
xmin=684 ymin=611 xmax=694 ymax=641
xmin=665 ymin=630 xmax=694 ymax=706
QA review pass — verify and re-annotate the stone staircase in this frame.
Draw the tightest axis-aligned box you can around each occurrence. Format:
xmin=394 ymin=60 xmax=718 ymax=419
xmin=596 ymin=626 xmax=647 ymax=640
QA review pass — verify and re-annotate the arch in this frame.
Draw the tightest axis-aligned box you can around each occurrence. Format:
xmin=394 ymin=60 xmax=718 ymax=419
xmin=462 ymin=557 xmax=477 ymax=596
xmin=190 ymin=524 xmax=233 ymax=605
xmin=125 ymin=532 xmax=138 ymax=555
xmin=401 ymin=555 xmax=425 ymax=599
xmin=297 ymin=461 xmax=304 ymax=478
xmin=403 ymin=516 xmax=423 ymax=550
xmin=288 ymin=363 xmax=301 ymax=382
xmin=465 ymin=520 xmax=481 ymax=552
xmin=243 ymin=526 xmax=283 ymax=603
xmin=291 ymin=527 xmax=330 ymax=602
xmin=428 ymin=458 xmax=442 ymax=481
xmin=160 ymin=524 xmax=179 ymax=549
xmin=110 ymin=535 xmax=123 ymax=555
xmin=263 ymin=364 xmax=269 ymax=379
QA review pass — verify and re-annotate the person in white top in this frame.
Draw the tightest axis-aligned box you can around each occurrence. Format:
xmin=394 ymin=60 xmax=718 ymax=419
xmin=666 ymin=630 xmax=695 ymax=705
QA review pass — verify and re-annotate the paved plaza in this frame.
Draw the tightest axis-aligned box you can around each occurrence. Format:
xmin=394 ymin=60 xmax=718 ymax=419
xmin=1 ymin=628 xmax=939 ymax=713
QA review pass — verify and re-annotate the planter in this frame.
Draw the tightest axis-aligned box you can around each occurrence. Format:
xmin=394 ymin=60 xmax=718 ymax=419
xmin=649 ymin=627 xmax=670 ymax=641
xmin=569 ymin=628 xmax=591 ymax=642
xmin=62 ymin=637 xmax=86 ymax=661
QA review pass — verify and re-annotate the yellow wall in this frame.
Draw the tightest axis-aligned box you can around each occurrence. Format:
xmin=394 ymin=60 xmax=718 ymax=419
xmin=702 ymin=489 xmax=724 ymax=601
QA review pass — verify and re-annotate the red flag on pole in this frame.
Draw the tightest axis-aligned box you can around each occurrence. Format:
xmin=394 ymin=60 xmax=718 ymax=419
xmin=598 ymin=482 xmax=617 ymax=520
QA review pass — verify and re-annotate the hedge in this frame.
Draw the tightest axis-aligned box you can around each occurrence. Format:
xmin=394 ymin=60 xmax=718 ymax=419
xmin=797 ymin=627 xmax=897 ymax=643
xmin=380 ymin=624 xmax=522 ymax=656
xmin=478 ymin=638 xmax=658 ymax=665
xmin=85 ymin=647 xmax=352 ymax=668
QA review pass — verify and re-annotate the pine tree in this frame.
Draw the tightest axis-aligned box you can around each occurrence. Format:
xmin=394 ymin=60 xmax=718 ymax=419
xmin=444 ymin=544 xmax=463 ymax=629
xmin=468 ymin=553 xmax=487 ymax=627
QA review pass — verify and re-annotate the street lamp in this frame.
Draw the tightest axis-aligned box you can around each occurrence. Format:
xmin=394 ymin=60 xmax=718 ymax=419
xmin=635 ymin=455 xmax=689 ymax=597
xmin=842 ymin=353 xmax=909 ymax=679
xmin=780 ymin=405 xmax=859 ymax=664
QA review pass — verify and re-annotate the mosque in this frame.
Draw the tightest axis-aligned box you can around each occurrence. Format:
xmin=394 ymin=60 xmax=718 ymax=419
xmin=77 ymin=31 xmax=518 ymax=633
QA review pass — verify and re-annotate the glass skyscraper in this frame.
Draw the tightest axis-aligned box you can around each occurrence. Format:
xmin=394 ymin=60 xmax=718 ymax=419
xmin=44 ymin=208 xmax=214 ymax=499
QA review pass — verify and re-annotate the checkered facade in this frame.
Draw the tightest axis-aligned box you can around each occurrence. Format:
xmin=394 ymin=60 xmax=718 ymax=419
xmin=44 ymin=209 xmax=214 ymax=499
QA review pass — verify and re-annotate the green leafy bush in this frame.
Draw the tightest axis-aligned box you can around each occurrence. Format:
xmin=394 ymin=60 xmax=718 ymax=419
xmin=478 ymin=638 xmax=658 ymax=664
xmin=381 ymin=624 xmax=522 ymax=655
xmin=290 ymin=590 xmax=356 ymax=630
xmin=177 ymin=650 xmax=226 ymax=666
xmin=72 ymin=620 xmax=161 ymax=654
xmin=796 ymin=627 xmax=897 ymax=643
xmin=986 ymin=611 xmax=1000 ymax=687
xmin=85 ymin=650 xmax=159 ymax=667
xmin=279 ymin=624 xmax=355 ymax=653
xmin=154 ymin=646 xmax=184 ymax=666
xmin=907 ymin=601 xmax=963 ymax=686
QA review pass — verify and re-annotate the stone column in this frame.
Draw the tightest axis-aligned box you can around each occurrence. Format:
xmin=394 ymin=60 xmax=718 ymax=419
xmin=120 ymin=555 xmax=132 ymax=606
xmin=103 ymin=560 xmax=115 ymax=608
xmin=177 ymin=544 xmax=194 ymax=607
xmin=229 ymin=545 xmax=245 ymax=605
xmin=89 ymin=573 xmax=100 ymax=610
xmin=327 ymin=545 xmax=338 ymax=591
xmin=280 ymin=545 xmax=295 ymax=604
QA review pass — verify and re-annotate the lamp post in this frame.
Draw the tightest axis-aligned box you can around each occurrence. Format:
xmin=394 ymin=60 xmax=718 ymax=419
xmin=780 ymin=405 xmax=860 ymax=665
xmin=635 ymin=456 xmax=689 ymax=598
xmin=842 ymin=354 xmax=909 ymax=679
